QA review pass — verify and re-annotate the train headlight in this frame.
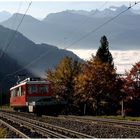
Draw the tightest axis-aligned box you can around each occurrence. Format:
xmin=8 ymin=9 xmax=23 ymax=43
xmin=32 ymin=101 xmax=36 ymax=106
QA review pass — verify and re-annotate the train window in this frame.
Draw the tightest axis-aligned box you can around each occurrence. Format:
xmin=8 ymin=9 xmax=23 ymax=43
xmin=11 ymin=89 xmax=17 ymax=97
xmin=17 ymin=87 xmax=23 ymax=96
xmin=39 ymin=85 xmax=48 ymax=94
xmin=17 ymin=87 xmax=21 ymax=96
xmin=28 ymin=85 xmax=38 ymax=94
xmin=20 ymin=86 xmax=24 ymax=96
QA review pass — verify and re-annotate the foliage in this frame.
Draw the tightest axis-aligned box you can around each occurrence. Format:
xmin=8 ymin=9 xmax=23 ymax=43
xmin=46 ymin=56 xmax=82 ymax=113
xmin=95 ymin=35 xmax=114 ymax=67
xmin=45 ymin=36 xmax=140 ymax=117
xmin=123 ymin=62 xmax=140 ymax=116
xmin=74 ymin=56 xmax=120 ymax=115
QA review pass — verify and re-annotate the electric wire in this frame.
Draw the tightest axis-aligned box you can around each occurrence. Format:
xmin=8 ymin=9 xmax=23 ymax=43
xmin=64 ymin=1 xmax=140 ymax=50
xmin=0 ymin=1 xmax=32 ymax=59
xmin=0 ymin=1 xmax=32 ymax=90
xmin=59 ymin=2 xmax=108 ymax=48
xmin=0 ymin=2 xmax=23 ymax=58
xmin=0 ymin=2 xmax=139 ymax=84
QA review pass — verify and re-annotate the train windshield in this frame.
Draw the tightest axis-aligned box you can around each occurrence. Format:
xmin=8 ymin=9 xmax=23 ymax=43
xmin=27 ymin=85 xmax=48 ymax=94
xmin=28 ymin=85 xmax=38 ymax=94
xmin=38 ymin=85 xmax=48 ymax=94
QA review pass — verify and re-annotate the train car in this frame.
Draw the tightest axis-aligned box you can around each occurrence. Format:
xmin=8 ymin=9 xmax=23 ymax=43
xmin=10 ymin=77 xmax=65 ymax=116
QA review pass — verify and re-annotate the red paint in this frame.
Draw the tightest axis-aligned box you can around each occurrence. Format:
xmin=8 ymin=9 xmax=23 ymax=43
xmin=10 ymin=80 xmax=52 ymax=108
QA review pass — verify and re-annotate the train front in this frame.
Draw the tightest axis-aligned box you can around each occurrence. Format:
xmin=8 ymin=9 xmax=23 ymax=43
xmin=25 ymin=78 xmax=65 ymax=115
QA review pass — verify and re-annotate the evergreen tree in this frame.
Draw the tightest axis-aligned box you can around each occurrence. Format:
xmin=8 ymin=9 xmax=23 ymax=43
xmin=96 ymin=35 xmax=114 ymax=67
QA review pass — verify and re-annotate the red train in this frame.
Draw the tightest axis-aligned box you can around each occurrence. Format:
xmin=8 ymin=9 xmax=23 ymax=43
xmin=10 ymin=77 xmax=65 ymax=116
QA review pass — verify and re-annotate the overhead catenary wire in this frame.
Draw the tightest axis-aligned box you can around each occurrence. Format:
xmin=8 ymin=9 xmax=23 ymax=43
xmin=0 ymin=47 xmax=56 ymax=85
xmin=59 ymin=2 xmax=108 ymax=48
xmin=0 ymin=1 xmax=139 ymax=84
xmin=0 ymin=1 xmax=32 ymax=59
xmin=64 ymin=1 xmax=140 ymax=50
xmin=10 ymin=2 xmax=23 ymax=30
xmin=0 ymin=2 xmax=108 ymax=84
xmin=0 ymin=2 xmax=23 ymax=58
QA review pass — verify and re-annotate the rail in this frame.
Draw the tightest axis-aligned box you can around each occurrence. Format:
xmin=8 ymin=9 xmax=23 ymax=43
xmin=0 ymin=112 xmax=93 ymax=138
xmin=0 ymin=119 xmax=29 ymax=138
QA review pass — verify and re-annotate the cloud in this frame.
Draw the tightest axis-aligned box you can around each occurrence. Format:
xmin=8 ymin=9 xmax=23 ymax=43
xmin=69 ymin=49 xmax=140 ymax=74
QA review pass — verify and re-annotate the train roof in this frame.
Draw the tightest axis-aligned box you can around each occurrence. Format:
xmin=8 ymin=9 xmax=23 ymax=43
xmin=10 ymin=77 xmax=50 ymax=90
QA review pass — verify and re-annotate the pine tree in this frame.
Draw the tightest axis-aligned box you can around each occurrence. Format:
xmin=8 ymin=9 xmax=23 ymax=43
xmin=96 ymin=35 xmax=114 ymax=67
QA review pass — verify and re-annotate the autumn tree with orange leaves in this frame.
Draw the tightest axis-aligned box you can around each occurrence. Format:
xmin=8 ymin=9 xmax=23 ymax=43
xmin=123 ymin=62 xmax=140 ymax=116
xmin=74 ymin=36 xmax=124 ymax=115
xmin=74 ymin=56 xmax=121 ymax=115
xmin=46 ymin=56 xmax=82 ymax=114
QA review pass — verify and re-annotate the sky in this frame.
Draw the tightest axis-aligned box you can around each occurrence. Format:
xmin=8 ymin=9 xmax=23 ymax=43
xmin=0 ymin=1 xmax=140 ymax=18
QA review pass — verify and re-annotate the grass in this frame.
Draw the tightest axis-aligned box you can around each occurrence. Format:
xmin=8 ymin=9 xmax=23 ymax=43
xmin=96 ymin=115 xmax=140 ymax=122
xmin=0 ymin=105 xmax=13 ymax=111
xmin=0 ymin=127 xmax=7 ymax=138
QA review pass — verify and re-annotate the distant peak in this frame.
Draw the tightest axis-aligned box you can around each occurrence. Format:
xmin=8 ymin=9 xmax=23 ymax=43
xmin=13 ymin=13 xmax=23 ymax=16
xmin=11 ymin=13 xmax=40 ymax=22
xmin=116 ymin=5 xmax=128 ymax=11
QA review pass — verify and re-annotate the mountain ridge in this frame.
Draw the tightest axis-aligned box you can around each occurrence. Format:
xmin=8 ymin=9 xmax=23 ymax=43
xmin=1 ymin=5 xmax=140 ymax=50
xmin=0 ymin=49 xmax=33 ymax=96
xmin=0 ymin=25 xmax=82 ymax=77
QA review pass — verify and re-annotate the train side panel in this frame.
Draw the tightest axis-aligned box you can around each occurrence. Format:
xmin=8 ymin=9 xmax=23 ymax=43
xmin=10 ymin=84 xmax=26 ymax=109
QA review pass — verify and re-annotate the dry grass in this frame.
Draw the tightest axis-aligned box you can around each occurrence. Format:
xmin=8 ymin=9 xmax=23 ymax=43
xmin=0 ymin=127 xmax=7 ymax=138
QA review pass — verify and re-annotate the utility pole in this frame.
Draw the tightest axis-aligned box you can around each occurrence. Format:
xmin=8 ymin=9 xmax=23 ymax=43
xmin=121 ymin=99 xmax=125 ymax=118
xmin=84 ymin=103 xmax=86 ymax=115
xmin=120 ymin=89 xmax=125 ymax=118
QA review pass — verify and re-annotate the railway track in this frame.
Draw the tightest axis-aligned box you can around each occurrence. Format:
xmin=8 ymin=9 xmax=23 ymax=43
xmin=41 ymin=114 xmax=140 ymax=138
xmin=2 ymin=110 xmax=140 ymax=138
xmin=43 ymin=115 xmax=140 ymax=129
xmin=0 ymin=119 xmax=29 ymax=138
xmin=0 ymin=111 xmax=93 ymax=138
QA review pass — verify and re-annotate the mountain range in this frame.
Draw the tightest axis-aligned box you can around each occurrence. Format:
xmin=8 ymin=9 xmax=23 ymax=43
xmin=0 ymin=25 xmax=81 ymax=79
xmin=0 ymin=5 xmax=140 ymax=50
xmin=0 ymin=4 xmax=140 ymax=96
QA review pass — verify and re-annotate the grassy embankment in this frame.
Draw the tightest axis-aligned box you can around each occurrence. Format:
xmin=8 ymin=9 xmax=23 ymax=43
xmin=96 ymin=115 xmax=140 ymax=122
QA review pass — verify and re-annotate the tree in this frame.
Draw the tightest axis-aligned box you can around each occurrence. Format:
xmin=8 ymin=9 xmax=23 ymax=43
xmin=95 ymin=35 xmax=114 ymax=67
xmin=46 ymin=56 xmax=82 ymax=114
xmin=74 ymin=56 xmax=119 ymax=115
xmin=123 ymin=62 xmax=140 ymax=116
